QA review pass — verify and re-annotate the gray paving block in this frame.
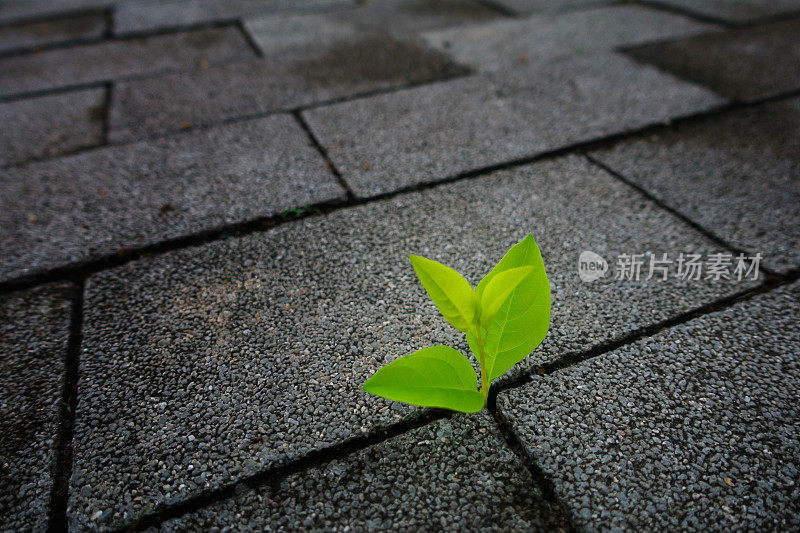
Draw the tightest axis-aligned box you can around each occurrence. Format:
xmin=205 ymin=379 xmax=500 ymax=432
xmin=0 ymin=13 xmax=105 ymax=54
xmin=304 ymin=51 xmax=724 ymax=197
xmin=491 ymin=0 xmax=613 ymax=15
xmin=645 ymin=0 xmax=800 ymax=24
xmin=0 ymin=284 xmax=72 ymax=532
xmin=422 ymin=5 xmax=714 ymax=72
xmin=71 ymin=155 xmax=753 ymax=528
xmin=0 ymin=0 xmax=113 ymax=25
xmin=498 ymin=281 xmax=800 ymax=531
xmin=0 ymin=87 xmax=105 ymax=166
xmin=0 ymin=26 xmax=254 ymax=97
xmin=626 ymin=19 xmax=800 ymax=102
xmin=114 ymin=0 xmax=351 ymax=35
xmin=159 ymin=413 xmax=557 ymax=531
xmin=591 ymin=98 xmax=800 ymax=274
xmin=0 ymin=114 xmax=344 ymax=282
xmin=107 ymin=37 xmax=468 ymax=142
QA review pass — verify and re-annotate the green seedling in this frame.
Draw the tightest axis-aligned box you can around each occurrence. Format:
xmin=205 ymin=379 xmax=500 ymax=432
xmin=363 ymin=234 xmax=551 ymax=413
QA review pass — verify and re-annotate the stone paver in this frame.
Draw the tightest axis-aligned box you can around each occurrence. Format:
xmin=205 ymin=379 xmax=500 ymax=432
xmin=627 ymin=18 xmax=800 ymax=102
xmin=304 ymin=51 xmax=723 ymax=197
xmin=592 ymin=97 xmax=800 ymax=274
xmin=0 ymin=284 xmax=72 ymax=532
xmin=491 ymin=0 xmax=613 ymax=15
xmin=114 ymin=0 xmax=351 ymax=34
xmin=645 ymin=0 xmax=800 ymax=24
xmin=159 ymin=413 xmax=558 ymax=531
xmin=498 ymin=281 xmax=800 ymax=531
xmin=0 ymin=114 xmax=344 ymax=282
xmin=70 ymin=155 xmax=753 ymax=528
xmin=107 ymin=37 xmax=467 ymax=142
xmin=0 ymin=26 xmax=254 ymax=97
xmin=0 ymin=87 xmax=105 ymax=166
xmin=0 ymin=13 xmax=105 ymax=54
xmin=0 ymin=0 xmax=113 ymax=25
xmin=422 ymin=5 xmax=713 ymax=72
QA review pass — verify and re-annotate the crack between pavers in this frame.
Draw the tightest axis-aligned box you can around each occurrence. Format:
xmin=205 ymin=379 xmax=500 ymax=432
xmin=292 ymin=110 xmax=356 ymax=201
xmin=634 ymin=0 xmax=800 ymax=28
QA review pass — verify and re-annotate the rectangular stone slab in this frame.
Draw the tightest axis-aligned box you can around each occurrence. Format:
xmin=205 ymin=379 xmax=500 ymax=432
xmin=646 ymin=0 xmax=800 ymax=24
xmin=422 ymin=5 xmax=714 ymax=72
xmin=303 ymin=51 xmax=724 ymax=197
xmin=591 ymin=97 xmax=800 ymax=274
xmin=0 ymin=284 xmax=72 ymax=532
xmin=159 ymin=413 xmax=558 ymax=531
xmin=626 ymin=19 xmax=800 ymax=102
xmin=0 ymin=87 xmax=105 ymax=166
xmin=0 ymin=13 xmax=105 ymax=54
xmin=0 ymin=26 xmax=254 ymax=97
xmin=107 ymin=37 xmax=468 ymax=142
xmin=0 ymin=114 xmax=344 ymax=282
xmin=71 ymin=155 xmax=754 ymax=528
xmin=498 ymin=281 xmax=800 ymax=531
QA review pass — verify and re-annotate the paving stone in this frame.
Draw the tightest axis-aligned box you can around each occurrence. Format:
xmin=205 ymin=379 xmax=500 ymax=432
xmin=158 ymin=413 xmax=557 ymax=531
xmin=626 ymin=19 xmax=800 ymax=102
xmin=107 ymin=37 xmax=468 ymax=142
xmin=0 ymin=26 xmax=254 ymax=98
xmin=0 ymin=284 xmax=72 ymax=532
xmin=591 ymin=98 xmax=800 ymax=274
xmin=498 ymin=281 xmax=800 ymax=531
xmin=0 ymin=0 xmax=113 ymax=25
xmin=304 ymin=51 xmax=724 ymax=197
xmin=71 ymin=155 xmax=753 ymax=528
xmin=645 ymin=0 xmax=800 ymax=24
xmin=0 ymin=114 xmax=343 ymax=282
xmin=0 ymin=13 xmax=105 ymax=54
xmin=0 ymin=87 xmax=105 ymax=166
xmin=422 ymin=5 xmax=714 ymax=72
xmin=114 ymin=0 xmax=351 ymax=35
xmin=490 ymin=0 xmax=614 ymax=14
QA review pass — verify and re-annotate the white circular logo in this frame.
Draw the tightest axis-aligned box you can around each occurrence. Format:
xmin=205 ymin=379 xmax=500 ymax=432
xmin=578 ymin=250 xmax=608 ymax=282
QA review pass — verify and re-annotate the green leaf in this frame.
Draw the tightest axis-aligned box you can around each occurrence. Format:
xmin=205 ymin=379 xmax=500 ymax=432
xmin=409 ymin=255 xmax=476 ymax=332
xmin=478 ymin=266 xmax=533 ymax=328
xmin=363 ymin=346 xmax=485 ymax=413
xmin=479 ymin=234 xmax=551 ymax=381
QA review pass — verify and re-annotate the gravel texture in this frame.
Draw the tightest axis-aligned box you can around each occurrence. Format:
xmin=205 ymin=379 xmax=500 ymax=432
xmin=304 ymin=51 xmax=724 ymax=197
xmin=71 ymin=155 xmax=753 ymax=528
xmin=647 ymin=0 xmax=800 ymax=23
xmin=0 ymin=13 xmax=105 ymax=53
xmin=0 ymin=284 xmax=72 ymax=532
xmin=498 ymin=280 xmax=800 ymax=531
xmin=107 ymin=36 xmax=468 ymax=142
xmin=626 ymin=18 xmax=800 ymax=102
xmin=422 ymin=5 xmax=713 ymax=72
xmin=158 ymin=413 xmax=560 ymax=531
xmin=0 ymin=87 xmax=104 ymax=166
xmin=591 ymin=97 xmax=800 ymax=274
xmin=0 ymin=114 xmax=344 ymax=282
xmin=0 ymin=26 xmax=254 ymax=97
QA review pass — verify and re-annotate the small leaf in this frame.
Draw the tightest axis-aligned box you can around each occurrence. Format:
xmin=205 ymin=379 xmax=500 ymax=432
xmin=409 ymin=255 xmax=476 ymax=332
xmin=363 ymin=346 xmax=484 ymax=413
xmin=478 ymin=266 xmax=533 ymax=328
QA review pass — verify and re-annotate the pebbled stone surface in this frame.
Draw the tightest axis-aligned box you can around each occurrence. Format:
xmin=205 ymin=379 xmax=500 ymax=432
xmin=0 ymin=26 xmax=254 ymax=97
xmin=423 ymin=5 xmax=713 ymax=72
xmin=645 ymin=0 xmax=800 ymax=24
xmin=0 ymin=87 xmax=105 ymax=166
xmin=626 ymin=19 xmax=800 ymax=102
xmin=0 ymin=284 xmax=72 ymax=532
xmin=592 ymin=97 xmax=800 ymax=274
xmin=71 ymin=155 xmax=752 ymax=529
xmin=158 ymin=413 xmax=559 ymax=531
xmin=0 ymin=114 xmax=344 ymax=282
xmin=304 ymin=51 xmax=723 ymax=197
xmin=0 ymin=13 xmax=105 ymax=53
xmin=498 ymin=281 xmax=800 ymax=531
xmin=108 ymin=37 xmax=468 ymax=142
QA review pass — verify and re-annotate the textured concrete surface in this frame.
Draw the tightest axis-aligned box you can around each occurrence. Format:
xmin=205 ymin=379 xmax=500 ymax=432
xmin=627 ymin=18 xmax=800 ymax=102
xmin=305 ymin=51 xmax=723 ymax=197
xmin=491 ymin=0 xmax=613 ymax=15
xmin=0 ymin=284 xmax=72 ymax=532
xmin=499 ymin=281 xmax=800 ymax=531
xmin=0 ymin=115 xmax=344 ymax=282
xmin=0 ymin=26 xmax=253 ymax=97
xmin=0 ymin=87 xmax=105 ymax=166
xmin=646 ymin=0 xmax=800 ymax=23
xmin=159 ymin=413 xmax=559 ymax=531
xmin=70 ymin=155 xmax=752 ymax=528
xmin=423 ymin=5 xmax=713 ymax=72
xmin=592 ymin=97 xmax=800 ymax=274
xmin=0 ymin=0 xmax=114 ymax=25
xmin=0 ymin=13 xmax=106 ymax=53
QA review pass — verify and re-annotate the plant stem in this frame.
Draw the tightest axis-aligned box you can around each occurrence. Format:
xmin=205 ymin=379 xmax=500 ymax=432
xmin=475 ymin=328 xmax=489 ymax=402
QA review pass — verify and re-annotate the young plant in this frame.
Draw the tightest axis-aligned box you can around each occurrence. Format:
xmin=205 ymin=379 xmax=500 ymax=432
xmin=363 ymin=234 xmax=551 ymax=413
